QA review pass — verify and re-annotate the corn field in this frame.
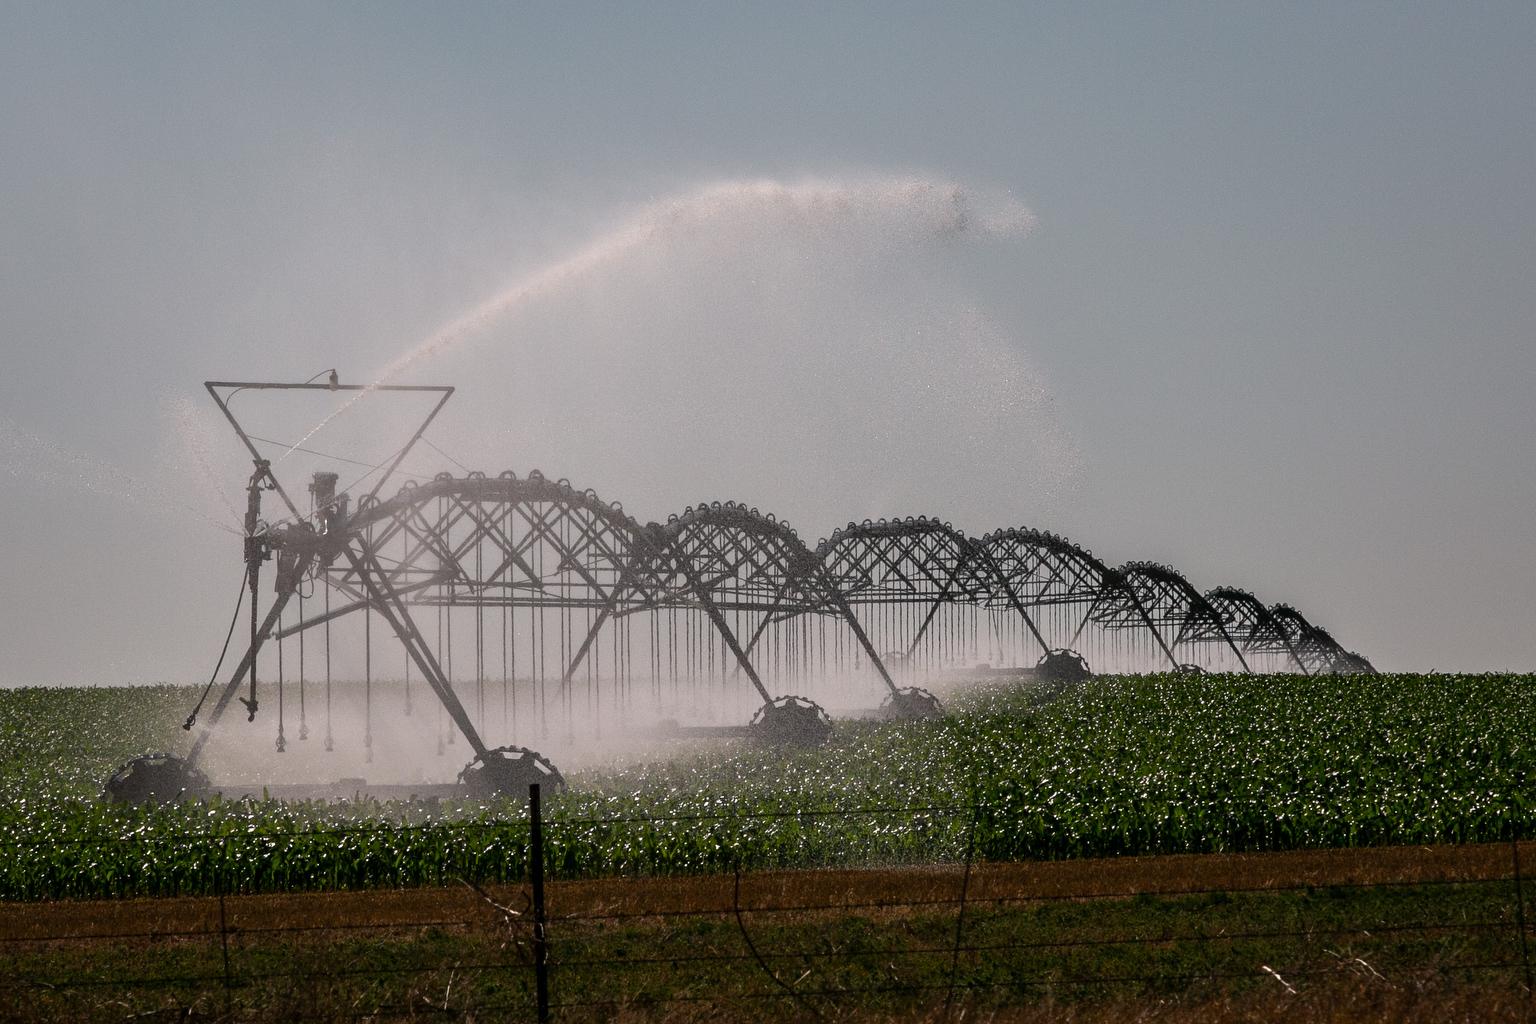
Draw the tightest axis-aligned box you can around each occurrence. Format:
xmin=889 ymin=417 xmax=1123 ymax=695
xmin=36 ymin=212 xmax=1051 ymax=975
xmin=0 ymin=674 xmax=1531 ymax=901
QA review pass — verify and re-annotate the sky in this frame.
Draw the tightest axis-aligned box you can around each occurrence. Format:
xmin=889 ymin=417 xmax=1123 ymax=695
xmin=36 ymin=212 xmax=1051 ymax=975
xmin=1 ymin=2 xmax=1533 ymax=683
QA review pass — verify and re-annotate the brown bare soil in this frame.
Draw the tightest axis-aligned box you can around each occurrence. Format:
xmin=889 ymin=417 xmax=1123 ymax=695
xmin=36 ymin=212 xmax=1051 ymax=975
xmin=2 ymin=838 xmax=1525 ymax=942
xmin=3 ymin=842 xmax=1530 ymax=1022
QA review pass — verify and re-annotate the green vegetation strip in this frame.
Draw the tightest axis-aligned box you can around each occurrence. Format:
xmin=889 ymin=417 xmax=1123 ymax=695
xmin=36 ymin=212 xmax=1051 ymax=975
xmin=0 ymin=674 xmax=1532 ymax=900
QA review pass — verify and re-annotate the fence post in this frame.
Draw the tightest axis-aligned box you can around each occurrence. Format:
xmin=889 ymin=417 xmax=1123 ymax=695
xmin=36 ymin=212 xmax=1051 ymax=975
xmin=1513 ymin=835 xmax=1532 ymax=994
xmin=216 ymin=835 xmax=233 ymax=1016
xmin=530 ymin=783 xmax=550 ymax=1024
xmin=944 ymin=800 xmax=979 ymax=1019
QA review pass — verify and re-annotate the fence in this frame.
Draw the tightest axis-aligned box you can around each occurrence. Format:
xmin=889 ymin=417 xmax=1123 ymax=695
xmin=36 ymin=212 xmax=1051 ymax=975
xmin=3 ymin=790 xmax=1533 ymax=1022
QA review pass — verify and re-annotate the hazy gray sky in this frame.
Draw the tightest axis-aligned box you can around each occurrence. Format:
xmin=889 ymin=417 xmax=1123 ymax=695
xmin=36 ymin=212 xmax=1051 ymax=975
xmin=2 ymin=2 xmax=1533 ymax=682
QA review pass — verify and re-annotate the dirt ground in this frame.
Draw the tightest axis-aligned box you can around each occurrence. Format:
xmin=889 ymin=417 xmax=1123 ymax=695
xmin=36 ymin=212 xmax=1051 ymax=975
xmin=2 ymin=838 xmax=1526 ymax=941
xmin=3 ymin=841 xmax=1531 ymax=1022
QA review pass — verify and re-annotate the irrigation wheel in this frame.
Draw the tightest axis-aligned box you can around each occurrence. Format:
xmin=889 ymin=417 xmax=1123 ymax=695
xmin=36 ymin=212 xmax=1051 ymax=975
xmin=750 ymin=696 xmax=833 ymax=748
xmin=102 ymin=753 xmax=210 ymax=804
xmin=1175 ymin=663 xmax=1207 ymax=676
xmin=880 ymin=686 xmax=944 ymax=721
xmin=457 ymin=746 xmax=566 ymax=801
xmin=1035 ymin=649 xmax=1093 ymax=684
xmin=1329 ymin=651 xmax=1377 ymax=675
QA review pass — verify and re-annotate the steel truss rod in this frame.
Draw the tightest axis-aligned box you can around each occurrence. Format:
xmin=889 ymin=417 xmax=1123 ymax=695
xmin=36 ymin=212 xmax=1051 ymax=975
xmin=1129 ymin=595 xmax=1180 ymax=669
xmin=271 ymin=573 xmax=447 ymax=640
xmin=186 ymin=546 xmax=316 ymax=768
xmin=342 ymin=545 xmax=490 ymax=758
xmin=557 ymin=542 xmax=660 ymax=693
xmin=1093 ymin=572 xmax=1180 ymax=670
xmin=903 ymin=597 xmax=948 ymax=660
xmin=738 ymin=579 xmax=798 ymax=665
xmin=1203 ymin=614 xmax=1252 ymax=673
xmin=204 ymin=380 xmax=454 ymax=527
xmin=1281 ymin=631 xmax=1311 ymax=675
xmin=1067 ymin=593 xmax=1101 ymax=649
xmin=972 ymin=548 xmax=1052 ymax=657
xmin=819 ymin=579 xmax=900 ymax=696
xmin=665 ymin=539 xmax=775 ymax=704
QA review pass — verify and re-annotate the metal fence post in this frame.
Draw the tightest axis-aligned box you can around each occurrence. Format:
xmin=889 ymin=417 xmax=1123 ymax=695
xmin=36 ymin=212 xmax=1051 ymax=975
xmin=944 ymin=800 xmax=979 ymax=1019
xmin=216 ymin=835 xmax=233 ymax=1015
xmin=1513 ymin=835 xmax=1532 ymax=994
xmin=530 ymin=783 xmax=550 ymax=1023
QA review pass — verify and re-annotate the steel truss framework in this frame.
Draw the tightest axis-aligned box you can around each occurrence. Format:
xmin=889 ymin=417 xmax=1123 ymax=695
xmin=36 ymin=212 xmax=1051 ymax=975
xmin=264 ymin=473 xmax=1369 ymax=731
xmin=182 ymin=381 xmax=1373 ymax=772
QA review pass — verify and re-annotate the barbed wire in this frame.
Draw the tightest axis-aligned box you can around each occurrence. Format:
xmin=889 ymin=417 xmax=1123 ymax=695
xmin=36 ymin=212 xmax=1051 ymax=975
xmin=5 ymin=805 xmax=1531 ymax=1020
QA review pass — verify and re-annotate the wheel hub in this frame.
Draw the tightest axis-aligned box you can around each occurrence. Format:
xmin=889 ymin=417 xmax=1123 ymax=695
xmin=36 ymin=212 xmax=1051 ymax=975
xmin=1035 ymin=649 xmax=1093 ymax=683
xmin=457 ymin=746 xmax=566 ymax=801
xmin=880 ymin=686 xmax=944 ymax=720
xmin=750 ymin=696 xmax=833 ymax=747
xmin=102 ymin=753 xmax=210 ymax=804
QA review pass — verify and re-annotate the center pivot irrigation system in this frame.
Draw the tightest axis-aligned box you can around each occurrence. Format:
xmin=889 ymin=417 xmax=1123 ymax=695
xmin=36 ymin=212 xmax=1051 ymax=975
xmin=105 ymin=379 xmax=1372 ymax=803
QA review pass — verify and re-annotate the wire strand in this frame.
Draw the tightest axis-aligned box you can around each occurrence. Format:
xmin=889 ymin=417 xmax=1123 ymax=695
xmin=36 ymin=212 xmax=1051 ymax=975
xmin=183 ymin=571 xmax=250 ymax=731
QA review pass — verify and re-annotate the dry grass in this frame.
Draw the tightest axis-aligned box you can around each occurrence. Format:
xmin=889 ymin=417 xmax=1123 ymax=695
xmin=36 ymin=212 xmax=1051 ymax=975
xmin=830 ymin=979 xmax=1533 ymax=1024
xmin=2 ymin=841 xmax=1530 ymax=1022
xmin=1 ymin=838 xmax=1528 ymax=942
